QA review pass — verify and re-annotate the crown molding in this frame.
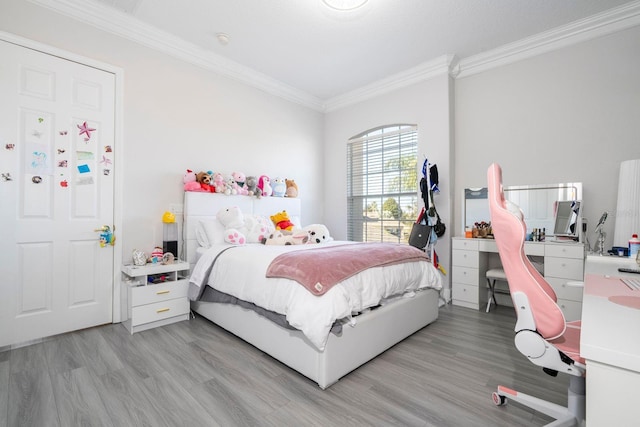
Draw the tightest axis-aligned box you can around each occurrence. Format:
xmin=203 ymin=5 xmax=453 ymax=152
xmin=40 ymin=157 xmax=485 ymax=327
xmin=27 ymin=0 xmax=325 ymax=111
xmin=27 ymin=0 xmax=640 ymax=111
xmin=323 ymin=55 xmax=457 ymax=112
xmin=455 ymin=0 xmax=640 ymax=78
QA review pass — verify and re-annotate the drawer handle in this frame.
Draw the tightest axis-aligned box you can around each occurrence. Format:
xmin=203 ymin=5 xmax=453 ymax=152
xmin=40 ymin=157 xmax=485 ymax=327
xmin=156 ymin=290 xmax=170 ymax=295
xmin=157 ymin=308 xmax=170 ymax=313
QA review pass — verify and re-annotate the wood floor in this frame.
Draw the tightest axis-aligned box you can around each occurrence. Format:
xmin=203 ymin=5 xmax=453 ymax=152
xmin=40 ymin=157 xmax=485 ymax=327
xmin=0 ymin=304 xmax=568 ymax=427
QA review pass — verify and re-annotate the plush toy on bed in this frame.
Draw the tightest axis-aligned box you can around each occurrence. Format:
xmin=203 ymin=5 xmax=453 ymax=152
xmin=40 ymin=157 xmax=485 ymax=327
xmin=262 ymin=230 xmax=308 ymax=245
xmin=285 ymin=179 xmax=298 ymax=198
xmin=303 ymin=224 xmax=333 ymax=244
xmin=245 ymin=175 xmax=261 ymax=198
xmin=270 ymin=210 xmax=295 ymax=231
xmin=216 ymin=206 xmax=270 ymax=245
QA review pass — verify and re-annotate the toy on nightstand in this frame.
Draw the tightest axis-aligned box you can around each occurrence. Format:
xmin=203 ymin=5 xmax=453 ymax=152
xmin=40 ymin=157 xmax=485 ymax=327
xmin=148 ymin=246 xmax=164 ymax=263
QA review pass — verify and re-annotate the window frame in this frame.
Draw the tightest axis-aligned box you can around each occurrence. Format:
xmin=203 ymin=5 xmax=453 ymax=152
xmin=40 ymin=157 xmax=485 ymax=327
xmin=347 ymin=124 xmax=418 ymax=243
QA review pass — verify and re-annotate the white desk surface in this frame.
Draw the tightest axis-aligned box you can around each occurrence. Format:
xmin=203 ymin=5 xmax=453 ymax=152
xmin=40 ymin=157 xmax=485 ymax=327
xmin=581 ymin=254 xmax=640 ymax=372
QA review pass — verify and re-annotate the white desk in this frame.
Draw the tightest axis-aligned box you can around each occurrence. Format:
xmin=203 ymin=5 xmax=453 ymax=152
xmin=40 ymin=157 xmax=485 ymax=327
xmin=451 ymin=237 xmax=585 ymax=319
xmin=581 ymin=255 xmax=640 ymax=426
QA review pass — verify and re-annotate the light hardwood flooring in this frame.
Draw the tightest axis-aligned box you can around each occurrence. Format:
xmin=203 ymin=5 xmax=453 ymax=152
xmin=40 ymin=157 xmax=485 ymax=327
xmin=0 ymin=304 xmax=568 ymax=426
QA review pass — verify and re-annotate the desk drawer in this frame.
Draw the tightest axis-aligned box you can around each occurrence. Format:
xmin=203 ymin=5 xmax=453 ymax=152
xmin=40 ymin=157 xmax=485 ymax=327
xmin=131 ymin=279 xmax=188 ymax=306
xmin=452 ymin=283 xmax=478 ymax=304
xmin=545 ymin=244 xmax=584 ymax=259
xmin=557 ymin=299 xmax=582 ymax=322
xmin=545 ymin=258 xmax=584 ymax=281
xmin=452 ymin=238 xmax=479 ymax=251
xmin=452 ymin=249 xmax=479 ymax=268
xmin=453 ymin=266 xmax=479 ymax=285
xmin=547 ymin=277 xmax=583 ymax=302
xmin=131 ymin=297 xmax=189 ymax=326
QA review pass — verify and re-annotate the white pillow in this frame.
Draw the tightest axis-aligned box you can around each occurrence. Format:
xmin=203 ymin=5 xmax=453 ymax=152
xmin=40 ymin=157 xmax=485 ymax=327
xmin=197 ymin=219 xmax=226 ymax=248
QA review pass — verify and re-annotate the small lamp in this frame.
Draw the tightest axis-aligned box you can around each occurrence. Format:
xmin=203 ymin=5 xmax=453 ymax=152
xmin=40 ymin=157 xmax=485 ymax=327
xmin=162 ymin=211 xmax=178 ymax=259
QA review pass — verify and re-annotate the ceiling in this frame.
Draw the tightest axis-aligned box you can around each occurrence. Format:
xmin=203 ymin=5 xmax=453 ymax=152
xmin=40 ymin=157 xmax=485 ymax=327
xmin=89 ymin=0 xmax=634 ymax=102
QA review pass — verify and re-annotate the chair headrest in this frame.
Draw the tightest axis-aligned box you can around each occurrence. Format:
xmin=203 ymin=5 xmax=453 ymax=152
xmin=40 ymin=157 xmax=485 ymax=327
xmin=487 ymin=163 xmax=566 ymax=340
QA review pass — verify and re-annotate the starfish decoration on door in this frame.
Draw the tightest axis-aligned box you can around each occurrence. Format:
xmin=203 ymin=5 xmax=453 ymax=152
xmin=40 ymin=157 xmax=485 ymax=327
xmin=77 ymin=121 xmax=96 ymax=140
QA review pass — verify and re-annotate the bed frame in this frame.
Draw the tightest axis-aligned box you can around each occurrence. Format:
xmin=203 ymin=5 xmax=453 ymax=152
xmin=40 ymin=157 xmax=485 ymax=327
xmin=183 ymin=192 xmax=440 ymax=389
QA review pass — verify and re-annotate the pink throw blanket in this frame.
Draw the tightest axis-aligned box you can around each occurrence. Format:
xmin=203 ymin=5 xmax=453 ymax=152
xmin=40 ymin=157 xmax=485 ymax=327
xmin=265 ymin=243 xmax=429 ymax=296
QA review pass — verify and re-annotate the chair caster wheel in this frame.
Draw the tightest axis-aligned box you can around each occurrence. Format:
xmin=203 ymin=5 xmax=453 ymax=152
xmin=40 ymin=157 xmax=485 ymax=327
xmin=492 ymin=392 xmax=506 ymax=406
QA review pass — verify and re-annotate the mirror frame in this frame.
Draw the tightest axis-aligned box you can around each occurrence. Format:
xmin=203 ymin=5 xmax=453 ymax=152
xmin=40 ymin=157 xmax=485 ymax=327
xmin=462 ymin=182 xmax=583 ymax=236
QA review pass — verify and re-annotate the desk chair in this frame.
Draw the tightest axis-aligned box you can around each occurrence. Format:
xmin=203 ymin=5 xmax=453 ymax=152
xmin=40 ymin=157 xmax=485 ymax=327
xmin=487 ymin=163 xmax=585 ymax=426
xmin=485 ymin=268 xmax=506 ymax=312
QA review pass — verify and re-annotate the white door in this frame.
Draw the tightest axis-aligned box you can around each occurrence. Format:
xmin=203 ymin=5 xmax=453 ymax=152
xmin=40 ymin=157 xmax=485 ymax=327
xmin=0 ymin=39 xmax=115 ymax=347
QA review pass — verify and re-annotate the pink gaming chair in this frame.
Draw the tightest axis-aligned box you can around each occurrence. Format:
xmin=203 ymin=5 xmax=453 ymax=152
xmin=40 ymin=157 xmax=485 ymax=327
xmin=487 ymin=163 xmax=585 ymax=426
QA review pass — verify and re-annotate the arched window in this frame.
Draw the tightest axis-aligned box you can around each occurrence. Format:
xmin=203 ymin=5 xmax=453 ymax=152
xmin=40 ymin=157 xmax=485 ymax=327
xmin=347 ymin=124 xmax=418 ymax=242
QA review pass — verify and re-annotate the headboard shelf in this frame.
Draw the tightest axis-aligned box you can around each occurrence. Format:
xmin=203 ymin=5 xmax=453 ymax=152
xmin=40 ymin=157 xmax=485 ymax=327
xmin=183 ymin=192 xmax=302 ymax=271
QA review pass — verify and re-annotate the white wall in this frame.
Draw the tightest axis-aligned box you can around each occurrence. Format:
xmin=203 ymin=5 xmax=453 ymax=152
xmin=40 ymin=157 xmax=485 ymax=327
xmin=455 ymin=25 xmax=640 ymax=250
xmin=324 ymin=74 xmax=454 ymax=296
xmin=0 ymin=0 xmax=324 ymax=261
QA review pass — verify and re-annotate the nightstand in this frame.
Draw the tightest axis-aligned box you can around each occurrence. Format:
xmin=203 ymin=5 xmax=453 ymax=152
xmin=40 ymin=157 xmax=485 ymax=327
xmin=121 ymin=261 xmax=190 ymax=334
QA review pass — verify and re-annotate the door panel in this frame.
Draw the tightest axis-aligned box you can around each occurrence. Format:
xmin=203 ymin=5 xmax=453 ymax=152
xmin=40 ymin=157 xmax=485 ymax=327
xmin=0 ymin=39 xmax=115 ymax=347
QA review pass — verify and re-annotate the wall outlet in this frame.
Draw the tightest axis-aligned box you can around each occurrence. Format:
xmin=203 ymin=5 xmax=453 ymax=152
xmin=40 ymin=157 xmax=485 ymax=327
xmin=169 ymin=203 xmax=183 ymax=214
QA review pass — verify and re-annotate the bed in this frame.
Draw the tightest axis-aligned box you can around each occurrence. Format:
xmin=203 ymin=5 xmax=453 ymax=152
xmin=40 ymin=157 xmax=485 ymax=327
xmin=183 ymin=191 xmax=442 ymax=389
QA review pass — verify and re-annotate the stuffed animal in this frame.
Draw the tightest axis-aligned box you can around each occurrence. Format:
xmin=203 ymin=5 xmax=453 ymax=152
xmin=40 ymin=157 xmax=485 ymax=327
xmin=258 ymin=175 xmax=272 ymax=197
xmin=285 ymin=179 xmax=298 ymax=198
xmin=262 ymin=230 xmax=308 ymax=245
xmin=245 ymin=175 xmax=261 ymax=198
xmin=196 ymin=171 xmax=215 ymax=192
xmin=148 ymin=246 xmax=164 ymax=263
xmin=224 ymin=174 xmax=238 ymax=195
xmin=303 ymin=224 xmax=333 ymax=244
xmin=216 ymin=206 xmax=270 ymax=244
xmin=212 ymin=172 xmax=226 ymax=193
xmin=232 ymin=172 xmax=249 ymax=195
xmin=270 ymin=210 xmax=295 ymax=231
xmin=271 ymin=177 xmax=286 ymax=197
xmin=184 ymin=169 xmax=205 ymax=192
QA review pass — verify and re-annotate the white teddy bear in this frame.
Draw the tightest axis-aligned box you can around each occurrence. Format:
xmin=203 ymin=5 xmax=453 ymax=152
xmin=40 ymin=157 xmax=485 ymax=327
xmin=302 ymin=224 xmax=333 ymax=244
xmin=216 ymin=206 xmax=271 ymax=245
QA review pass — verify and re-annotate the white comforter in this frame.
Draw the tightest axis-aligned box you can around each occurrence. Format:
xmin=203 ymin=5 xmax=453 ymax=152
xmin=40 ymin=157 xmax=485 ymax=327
xmin=189 ymin=241 xmax=442 ymax=350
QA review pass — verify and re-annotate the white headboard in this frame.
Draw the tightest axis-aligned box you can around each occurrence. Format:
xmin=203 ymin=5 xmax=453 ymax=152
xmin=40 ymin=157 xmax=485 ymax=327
xmin=183 ymin=192 xmax=302 ymax=271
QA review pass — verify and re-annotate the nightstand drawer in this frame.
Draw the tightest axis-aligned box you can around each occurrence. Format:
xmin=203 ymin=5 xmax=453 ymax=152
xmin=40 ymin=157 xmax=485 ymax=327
xmin=131 ymin=279 xmax=188 ymax=306
xmin=130 ymin=298 xmax=190 ymax=326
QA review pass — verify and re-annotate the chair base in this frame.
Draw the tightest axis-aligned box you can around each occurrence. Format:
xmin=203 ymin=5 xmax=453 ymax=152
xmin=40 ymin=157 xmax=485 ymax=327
xmin=493 ymin=376 xmax=585 ymax=427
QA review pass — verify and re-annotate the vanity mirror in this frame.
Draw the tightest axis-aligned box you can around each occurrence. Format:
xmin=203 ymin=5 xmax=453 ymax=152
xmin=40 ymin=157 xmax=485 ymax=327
xmin=463 ymin=182 xmax=583 ymax=239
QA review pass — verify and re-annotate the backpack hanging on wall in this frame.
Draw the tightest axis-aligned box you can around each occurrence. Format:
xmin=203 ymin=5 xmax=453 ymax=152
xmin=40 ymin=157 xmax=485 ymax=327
xmin=420 ymin=159 xmax=446 ymax=238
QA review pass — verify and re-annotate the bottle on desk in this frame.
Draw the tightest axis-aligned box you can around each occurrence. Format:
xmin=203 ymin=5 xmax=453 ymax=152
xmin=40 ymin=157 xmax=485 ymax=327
xmin=629 ymin=234 xmax=640 ymax=258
